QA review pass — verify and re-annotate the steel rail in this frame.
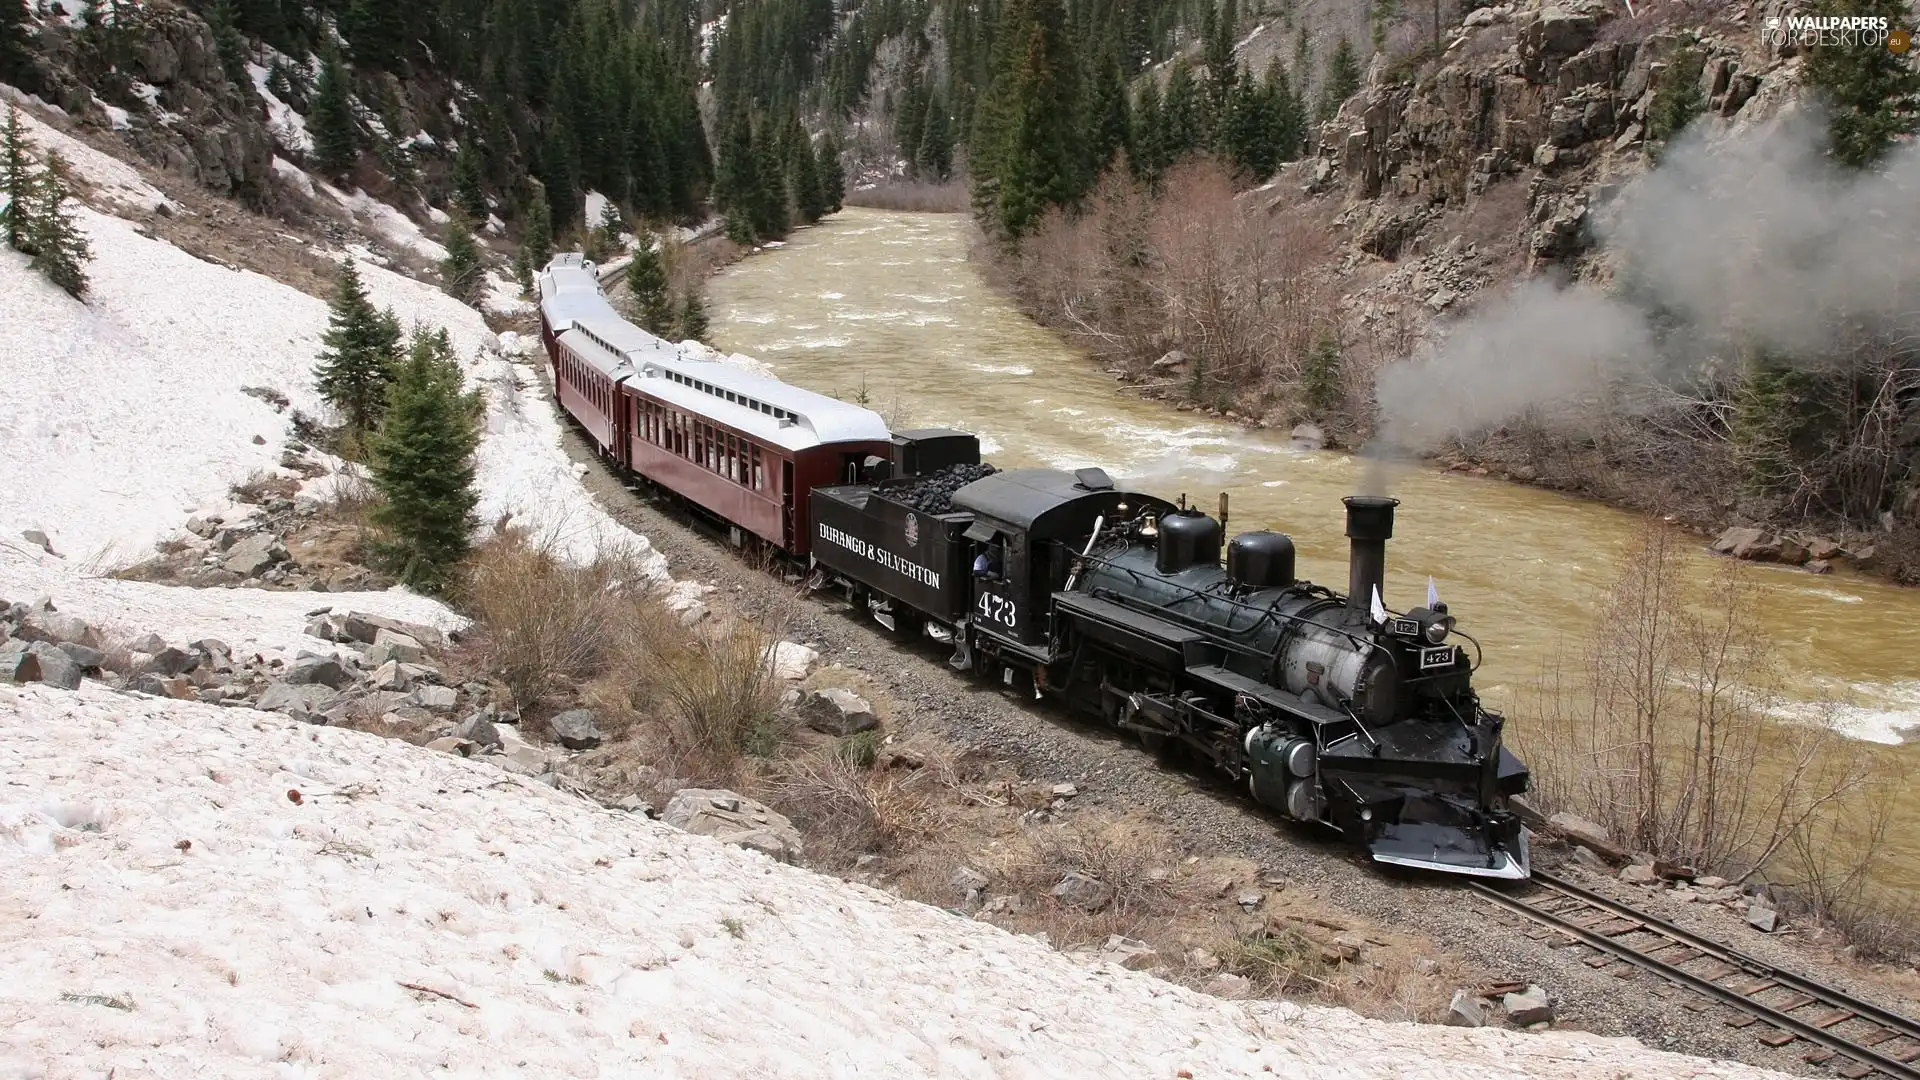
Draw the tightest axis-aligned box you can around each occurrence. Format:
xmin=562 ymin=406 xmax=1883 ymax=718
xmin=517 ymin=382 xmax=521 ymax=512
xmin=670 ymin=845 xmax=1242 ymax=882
xmin=1467 ymin=877 xmax=1920 ymax=1080
xmin=1532 ymin=871 xmax=1920 ymax=1047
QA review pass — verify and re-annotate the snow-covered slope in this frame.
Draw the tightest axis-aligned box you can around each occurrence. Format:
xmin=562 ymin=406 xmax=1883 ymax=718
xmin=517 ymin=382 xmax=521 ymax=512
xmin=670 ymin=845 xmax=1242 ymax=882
xmin=0 ymin=683 xmax=1790 ymax=1080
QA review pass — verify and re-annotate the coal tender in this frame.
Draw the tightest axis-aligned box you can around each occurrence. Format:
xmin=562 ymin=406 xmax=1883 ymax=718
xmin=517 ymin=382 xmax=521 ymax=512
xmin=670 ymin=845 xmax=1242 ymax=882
xmin=808 ymin=438 xmax=1532 ymax=881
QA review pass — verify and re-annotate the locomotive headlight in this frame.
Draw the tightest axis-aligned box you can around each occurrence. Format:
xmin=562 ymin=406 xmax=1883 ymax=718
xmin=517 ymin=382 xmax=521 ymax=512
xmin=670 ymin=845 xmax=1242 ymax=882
xmin=1424 ymin=616 xmax=1454 ymax=644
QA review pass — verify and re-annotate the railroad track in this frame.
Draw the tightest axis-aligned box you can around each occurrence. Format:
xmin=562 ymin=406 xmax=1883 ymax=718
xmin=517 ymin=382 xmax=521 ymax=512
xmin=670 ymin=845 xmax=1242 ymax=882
xmin=1467 ymin=872 xmax=1920 ymax=1078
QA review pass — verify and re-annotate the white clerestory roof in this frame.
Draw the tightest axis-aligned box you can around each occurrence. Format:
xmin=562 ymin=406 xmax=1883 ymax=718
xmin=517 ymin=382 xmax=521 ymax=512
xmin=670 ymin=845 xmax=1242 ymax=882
xmin=536 ymin=254 xmax=891 ymax=452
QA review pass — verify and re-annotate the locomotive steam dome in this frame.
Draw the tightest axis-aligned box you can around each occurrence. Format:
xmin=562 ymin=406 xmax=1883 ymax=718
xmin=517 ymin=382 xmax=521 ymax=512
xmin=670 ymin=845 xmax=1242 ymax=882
xmin=1226 ymin=531 xmax=1296 ymax=589
xmin=1155 ymin=508 xmax=1223 ymax=573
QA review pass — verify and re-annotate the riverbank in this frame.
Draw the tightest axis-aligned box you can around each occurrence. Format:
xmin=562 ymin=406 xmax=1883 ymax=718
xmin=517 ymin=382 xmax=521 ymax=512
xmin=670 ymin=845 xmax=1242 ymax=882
xmin=960 ymin=159 xmax=1919 ymax=589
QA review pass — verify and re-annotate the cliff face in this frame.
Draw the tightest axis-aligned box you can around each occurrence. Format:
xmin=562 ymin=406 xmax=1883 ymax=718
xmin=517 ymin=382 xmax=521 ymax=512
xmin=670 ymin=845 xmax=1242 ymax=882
xmin=21 ymin=2 xmax=278 ymax=203
xmin=1302 ymin=0 xmax=1797 ymax=271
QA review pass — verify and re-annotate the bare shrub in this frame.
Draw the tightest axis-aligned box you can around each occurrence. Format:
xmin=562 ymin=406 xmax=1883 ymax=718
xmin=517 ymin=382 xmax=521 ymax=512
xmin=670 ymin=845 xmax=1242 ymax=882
xmin=766 ymin=747 xmax=948 ymax=870
xmin=844 ymin=181 xmax=970 ymax=213
xmin=454 ymin=525 xmax=645 ymax=710
xmin=1518 ymin=519 xmax=1881 ymax=878
xmin=648 ymin=612 xmax=790 ymax=767
xmin=983 ymin=812 xmax=1187 ymax=917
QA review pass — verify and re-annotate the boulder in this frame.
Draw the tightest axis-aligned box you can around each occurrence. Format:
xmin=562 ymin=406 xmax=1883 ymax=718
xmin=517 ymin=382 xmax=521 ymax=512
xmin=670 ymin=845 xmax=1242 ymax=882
xmin=1151 ymin=350 xmax=1190 ymax=371
xmin=1747 ymin=904 xmax=1779 ymax=933
xmin=339 ymin=612 xmax=446 ymax=648
xmin=1204 ymin=972 xmax=1254 ymax=999
xmin=800 ymin=688 xmax=879 ymax=736
xmin=765 ymin=641 xmax=819 ymax=681
xmin=128 ymin=632 xmax=169 ymax=654
xmin=369 ymin=628 xmax=427 ymax=665
xmin=426 ymin=736 xmax=477 ymax=756
xmin=1807 ymin=536 xmax=1841 ymax=561
xmin=22 ymin=529 xmax=56 ymax=555
xmin=547 ymin=708 xmax=604 ymax=750
xmin=256 ymin=681 xmax=340 ymax=721
xmin=284 ymin=653 xmax=350 ymax=690
xmin=1049 ymin=870 xmax=1113 ymax=912
xmin=1567 ymin=845 xmax=1611 ymax=873
xmin=1100 ymin=935 xmax=1156 ymax=968
xmin=1289 ymin=423 xmax=1325 ymax=451
xmin=1548 ymin=812 xmax=1625 ymax=862
xmin=410 ymin=685 xmax=459 ymax=711
xmin=1503 ymin=985 xmax=1554 ymax=1026
xmin=1694 ymin=875 xmax=1730 ymax=889
xmin=24 ymin=642 xmax=82 ymax=690
xmin=661 ymin=789 xmax=804 ymax=863
xmin=223 ymin=532 xmax=286 ymax=577
xmin=453 ymin=710 xmax=501 ymax=748
xmin=149 ymin=646 xmax=201 ymax=676
xmin=16 ymin=611 xmax=99 ymax=649
xmin=368 ymin=660 xmax=413 ymax=692
xmin=1619 ymin=863 xmax=1658 ymax=885
xmin=4 ymin=645 xmax=40 ymax=684
xmin=1711 ymin=526 xmax=1782 ymax=561
xmin=951 ymin=866 xmax=990 ymax=895
xmin=57 ymin=641 xmax=105 ymax=669
xmin=1447 ymin=990 xmax=1486 ymax=1027
xmin=1519 ymin=6 xmax=1598 ymax=81
xmin=1775 ymin=538 xmax=1810 ymax=566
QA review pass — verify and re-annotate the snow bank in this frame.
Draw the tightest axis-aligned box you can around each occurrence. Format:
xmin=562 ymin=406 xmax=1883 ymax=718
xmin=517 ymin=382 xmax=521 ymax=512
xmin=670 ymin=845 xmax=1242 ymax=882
xmin=678 ymin=338 xmax=778 ymax=379
xmin=246 ymin=61 xmax=313 ymax=156
xmin=0 ymin=557 xmax=463 ymax=662
xmin=0 ymin=684 xmax=1791 ymax=1080
xmin=474 ymin=341 xmax=684 ymax=592
xmin=317 ymin=179 xmax=450 ymax=262
xmin=0 ymin=90 xmax=174 ymax=214
xmin=0 ymin=209 xmax=488 ymax=572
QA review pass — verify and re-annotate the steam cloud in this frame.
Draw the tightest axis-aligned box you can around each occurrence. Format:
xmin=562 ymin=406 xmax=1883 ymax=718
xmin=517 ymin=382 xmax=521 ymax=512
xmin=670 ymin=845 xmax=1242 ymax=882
xmin=1368 ymin=108 xmax=1920 ymax=462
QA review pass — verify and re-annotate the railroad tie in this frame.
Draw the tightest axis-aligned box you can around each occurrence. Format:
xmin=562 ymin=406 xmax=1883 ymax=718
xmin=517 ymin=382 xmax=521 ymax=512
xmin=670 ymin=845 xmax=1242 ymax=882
xmin=1813 ymin=1010 xmax=1857 ymax=1030
xmin=1757 ymin=1029 xmax=1799 ymax=1047
xmin=1725 ymin=1015 xmax=1760 ymax=1029
xmin=1804 ymin=1048 xmax=1837 ymax=1065
xmin=1835 ymin=1061 xmax=1874 ymax=1079
xmin=1857 ymin=1028 xmax=1900 ymax=1047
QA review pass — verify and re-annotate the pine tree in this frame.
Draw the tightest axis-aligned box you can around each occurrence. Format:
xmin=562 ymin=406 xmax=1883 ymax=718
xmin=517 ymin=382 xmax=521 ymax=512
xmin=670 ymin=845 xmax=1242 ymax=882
xmin=369 ymin=326 xmax=481 ymax=595
xmin=344 ymin=0 xmax=409 ymax=73
xmin=984 ymin=0 xmax=1088 ymax=242
xmin=1131 ymin=76 xmax=1165 ymax=184
xmin=1 ymin=105 xmax=35 ymax=255
xmin=0 ymin=0 xmax=29 ymax=90
xmin=789 ymin=122 xmax=828 ymax=223
xmin=1162 ymin=60 xmax=1204 ymax=165
xmin=440 ymin=213 xmax=485 ymax=304
xmin=1301 ymin=329 xmax=1342 ymax=415
xmin=521 ymin=185 xmax=553 ymax=272
xmin=592 ymin=200 xmax=624 ymax=256
xmin=512 ymin=247 xmax=533 ymax=294
xmin=748 ymin=116 xmax=789 ymax=240
xmin=310 ymin=54 xmax=358 ymax=178
xmin=207 ymin=0 xmax=250 ymax=87
xmin=1317 ymin=36 xmax=1361 ymax=123
xmin=1263 ymin=58 xmax=1306 ymax=164
xmin=677 ymin=290 xmax=710 ymax=343
xmin=917 ymin=91 xmax=956 ymax=181
xmin=453 ymin=141 xmax=488 ymax=221
xmin=1803 ymin=0 xmax=1920 ymax=169
xmin=817 ymin=130 xmax=846 ymax=212
xmin=1086 ymin=51 xmax=1131 ymax=176
xmin=314 ymin=260 xmax=402 ymax=444
xmin=27 ymin=152 xmax=90 ymax=298
xmin=626 ymin=237 xmax=675 ymax=335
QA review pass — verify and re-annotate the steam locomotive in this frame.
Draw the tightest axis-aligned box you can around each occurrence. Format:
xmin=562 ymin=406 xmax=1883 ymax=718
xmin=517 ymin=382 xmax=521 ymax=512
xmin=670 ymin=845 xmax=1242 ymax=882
xmin=536 ymin=254 xmax=1531 ymax=880
xmin=810 ymin=433 xmax=1532 ymax=880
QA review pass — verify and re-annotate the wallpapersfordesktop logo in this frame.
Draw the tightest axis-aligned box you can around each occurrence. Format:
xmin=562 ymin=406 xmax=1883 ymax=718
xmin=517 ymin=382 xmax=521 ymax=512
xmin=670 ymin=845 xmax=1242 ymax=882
xmin=1764 ymin=13 xmax=1911 ymax=53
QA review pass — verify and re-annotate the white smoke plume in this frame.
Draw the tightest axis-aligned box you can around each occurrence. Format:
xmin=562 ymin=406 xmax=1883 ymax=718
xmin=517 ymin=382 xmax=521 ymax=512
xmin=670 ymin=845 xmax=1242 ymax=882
xmin=1367 ymin=107 xmax=1920 ymax=460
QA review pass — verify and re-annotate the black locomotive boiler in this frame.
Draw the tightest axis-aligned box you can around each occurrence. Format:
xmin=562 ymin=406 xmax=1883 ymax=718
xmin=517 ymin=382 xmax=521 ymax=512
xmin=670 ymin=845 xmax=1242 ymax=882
xmin=808 ymin=432 xmax=1532 ymax=880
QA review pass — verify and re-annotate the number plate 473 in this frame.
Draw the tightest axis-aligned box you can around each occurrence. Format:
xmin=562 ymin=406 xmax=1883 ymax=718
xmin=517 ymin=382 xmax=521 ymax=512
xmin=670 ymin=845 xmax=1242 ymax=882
xmin=977 ymin=592 xmax=1017 ymax=629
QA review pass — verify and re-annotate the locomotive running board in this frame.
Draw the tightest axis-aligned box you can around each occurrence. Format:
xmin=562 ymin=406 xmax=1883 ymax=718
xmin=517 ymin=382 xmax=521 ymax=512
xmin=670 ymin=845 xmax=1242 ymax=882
xmin=1370 ymin=826 xmax=1531 ymax=881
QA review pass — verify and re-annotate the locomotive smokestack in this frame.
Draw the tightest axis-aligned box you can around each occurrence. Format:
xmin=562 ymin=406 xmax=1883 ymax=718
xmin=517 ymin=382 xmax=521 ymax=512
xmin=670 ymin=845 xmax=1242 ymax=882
xmin=1343 ymin=495 xmax=1399 ymax=619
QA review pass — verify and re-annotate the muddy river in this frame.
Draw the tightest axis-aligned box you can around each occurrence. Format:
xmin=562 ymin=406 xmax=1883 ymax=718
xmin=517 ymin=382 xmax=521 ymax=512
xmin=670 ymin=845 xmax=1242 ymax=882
xmin=706 ymin=206 xmax=1920 ymax=884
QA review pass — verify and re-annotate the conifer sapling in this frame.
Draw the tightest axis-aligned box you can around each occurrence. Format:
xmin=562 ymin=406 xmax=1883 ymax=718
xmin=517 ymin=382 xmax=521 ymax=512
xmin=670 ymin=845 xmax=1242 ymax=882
xmin=369 ymin=326 xmax=481 ymax=594
xmin=28 ymin=151 xmax=91 ymax=298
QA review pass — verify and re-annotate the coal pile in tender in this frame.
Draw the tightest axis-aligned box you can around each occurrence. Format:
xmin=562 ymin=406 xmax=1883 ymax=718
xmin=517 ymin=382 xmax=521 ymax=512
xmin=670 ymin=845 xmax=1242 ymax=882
xmin=888 ymin=463 xmax=998 ymax=515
